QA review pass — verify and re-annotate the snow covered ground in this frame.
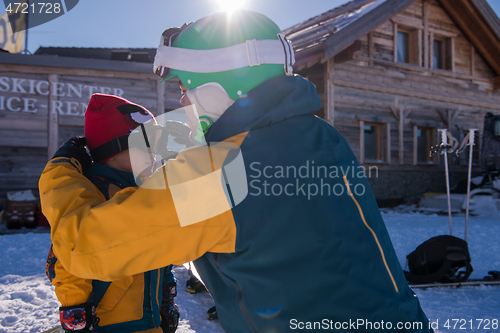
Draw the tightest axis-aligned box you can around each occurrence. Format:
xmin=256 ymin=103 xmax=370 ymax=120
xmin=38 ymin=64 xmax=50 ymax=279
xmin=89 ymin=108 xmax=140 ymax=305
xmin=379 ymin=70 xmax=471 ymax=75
xmin=0 ymin=210 xmax=499 ymax=333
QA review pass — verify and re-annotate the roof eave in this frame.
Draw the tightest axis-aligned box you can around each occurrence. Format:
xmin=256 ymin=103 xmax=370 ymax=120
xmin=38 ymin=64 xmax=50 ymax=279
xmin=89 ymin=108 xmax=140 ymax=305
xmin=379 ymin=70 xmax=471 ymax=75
xmin=440 ymin=0 xmax=500 ymax=76
xmin=322 ymin=0 xmax=416 ymax=59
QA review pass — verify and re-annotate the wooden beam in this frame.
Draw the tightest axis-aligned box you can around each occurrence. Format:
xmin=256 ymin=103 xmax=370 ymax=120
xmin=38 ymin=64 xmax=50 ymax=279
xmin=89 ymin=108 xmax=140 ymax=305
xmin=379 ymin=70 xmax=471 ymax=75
xmin=399 ymin=107 xmax=405 ymax=165
xmin=48 ymin=74 xmax=59 ymax=161
xmin=429 ymin=31 xmax=434 ymax=69
xmin=450 ymin=110 xmax=459 ymax=125
xmin=494 ymin=76 xmax=500 ymax=92
xmin=389 ymin=107 xmax=399 ymax=121
xmin=413 ymin=125 xmax=418 ymax=166
xmin=322 ymin=0 xmax=416 ymax=59
xmin=0 ymin=64 xmax=158 ymax=81
xmin=437 ymin=109 xmax=459 ymax=130
xmin=447 ymin=37 xmax=455 ymax=73
xmin=386 ymin=123 xmax=391 ymax=165
xmin=423 ymin=0 xmax=429 ymax=69
xmin=325 ymin=58 xmax=335 ymax=126
xmin=410 ymin=30 xmax=421 ymax=66
xmin=418 ymin=29 xmax=423 ymax=67
xmin=368 ymin=32 xmax=374 ymax=67
xmin=439 ymin=0 xmax=500 ymax=76
xmin=393 ymin=22 xmax=398 ymax=63
xmin=332 ymin=79 xmax=500 ymax=110
xmin=470 ymin=45 xmax=475 ymax=77
xmin=436 ymin=110 xmax=448 ymax=125
xmin=0 ymin=118 xmax=46 ymax=131
xmin=391 ymin=16 xmax=424 ymax=30
xmin=333 ymin=40 xmax=362 ymax=64
xmin=389 ymin=96 xmax=399 ymax=121
xmin=354 ymin=55 xmax=492 ymax=83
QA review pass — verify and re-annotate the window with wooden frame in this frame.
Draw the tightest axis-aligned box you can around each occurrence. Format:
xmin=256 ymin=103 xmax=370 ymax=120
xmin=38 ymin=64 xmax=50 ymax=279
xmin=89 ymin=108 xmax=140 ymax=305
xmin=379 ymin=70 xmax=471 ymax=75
xmin=397 ymin=30 xmax=410 ymax=64
xmin=412 ymin=126 xmax=437 ymax=165
xmin=358 ymin=117 xmax=391 ymax=164
xmin=362 ymin=122 xmax=389 ymax=163
xmin=416 ymin=127 xmax=432 ymax=163
xmin=431 ymin=35 xmax=454 ymax=71
xmin=395 ymin=25 xmax=422 ymax=66
xmin=432 ymin=37 xmax=445 ymax=69
xmin=364 ymin=123 xmax=381 ymax=161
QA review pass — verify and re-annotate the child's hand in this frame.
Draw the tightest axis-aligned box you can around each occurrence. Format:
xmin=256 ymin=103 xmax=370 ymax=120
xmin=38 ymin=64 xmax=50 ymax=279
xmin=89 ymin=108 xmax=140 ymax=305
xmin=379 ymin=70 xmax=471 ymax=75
xmin=53 ymin=136 xmax=92 ymax=171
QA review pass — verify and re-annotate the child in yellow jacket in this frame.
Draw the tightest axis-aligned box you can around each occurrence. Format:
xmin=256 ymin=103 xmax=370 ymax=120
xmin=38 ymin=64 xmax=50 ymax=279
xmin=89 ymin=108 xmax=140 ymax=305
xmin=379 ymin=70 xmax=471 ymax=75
xmin=45 ymin=94 xmax=179 ymax=333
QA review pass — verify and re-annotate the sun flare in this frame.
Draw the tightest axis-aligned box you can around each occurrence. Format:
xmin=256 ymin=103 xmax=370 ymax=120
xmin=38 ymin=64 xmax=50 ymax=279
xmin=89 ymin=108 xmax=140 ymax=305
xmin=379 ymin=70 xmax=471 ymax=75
xmin=215 ymin=0 xmax=246 ymax=13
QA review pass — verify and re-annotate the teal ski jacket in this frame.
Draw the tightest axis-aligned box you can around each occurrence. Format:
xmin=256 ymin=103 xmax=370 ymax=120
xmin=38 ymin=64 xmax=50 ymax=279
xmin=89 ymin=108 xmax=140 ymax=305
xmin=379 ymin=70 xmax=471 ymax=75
xmin=194 ymin=74 xmax=433 ymax=332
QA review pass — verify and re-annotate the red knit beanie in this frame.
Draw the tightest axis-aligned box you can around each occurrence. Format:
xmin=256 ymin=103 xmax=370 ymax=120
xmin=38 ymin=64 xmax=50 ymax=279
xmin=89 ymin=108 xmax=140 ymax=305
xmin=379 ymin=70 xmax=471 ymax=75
xmin=84 ymin=93 xmax=156 ymax=162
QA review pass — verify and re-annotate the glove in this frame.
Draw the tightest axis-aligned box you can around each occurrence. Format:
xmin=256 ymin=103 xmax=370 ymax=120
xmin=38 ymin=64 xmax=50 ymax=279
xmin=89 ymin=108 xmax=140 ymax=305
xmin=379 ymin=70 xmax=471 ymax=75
xmin=160 ymin=282 xmax=179 ymax=333
xmin=52 ymin=136 xmax=92 ymax=171
xmin=59 ymin=302 xmax=98 ymax=332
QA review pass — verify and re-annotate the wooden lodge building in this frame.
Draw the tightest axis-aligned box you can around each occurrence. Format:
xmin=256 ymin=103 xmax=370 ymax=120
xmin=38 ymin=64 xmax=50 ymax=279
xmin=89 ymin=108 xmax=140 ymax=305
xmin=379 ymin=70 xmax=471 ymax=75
xmin=1 ymin=0 xmax=500 ymax=208
xmin=0 ymin=48 xmax=181 ymax=204
xmin=285 ymin=0 xmax=500 ymax=204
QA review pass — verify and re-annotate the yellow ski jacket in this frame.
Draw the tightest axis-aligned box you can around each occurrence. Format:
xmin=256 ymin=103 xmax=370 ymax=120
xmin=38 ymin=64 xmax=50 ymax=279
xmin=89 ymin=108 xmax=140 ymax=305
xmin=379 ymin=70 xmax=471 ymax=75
xmin=39 ymin=139 xmax=241 ymax=282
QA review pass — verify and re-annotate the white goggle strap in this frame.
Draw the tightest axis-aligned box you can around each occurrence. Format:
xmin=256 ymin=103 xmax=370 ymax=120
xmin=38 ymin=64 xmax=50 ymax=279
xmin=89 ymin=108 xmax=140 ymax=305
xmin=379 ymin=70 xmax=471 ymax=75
xmin=277 ymin=33 xmax=295 ymax=76
xmin=153 ymin=35 xmax=295 ymax=76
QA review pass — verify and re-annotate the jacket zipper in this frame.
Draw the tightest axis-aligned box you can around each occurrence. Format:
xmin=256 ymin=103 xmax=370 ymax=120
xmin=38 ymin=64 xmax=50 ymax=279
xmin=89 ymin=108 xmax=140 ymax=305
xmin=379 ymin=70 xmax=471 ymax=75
xmin=148 ymin=270 xmax=161 ymax=328
xmin=343 ymin=176 xmax=399 ymax=294
xmin=153 ymin=269 xmax=162 ymax=327
xmin=214 ymin=254 xmax=260 ymax=333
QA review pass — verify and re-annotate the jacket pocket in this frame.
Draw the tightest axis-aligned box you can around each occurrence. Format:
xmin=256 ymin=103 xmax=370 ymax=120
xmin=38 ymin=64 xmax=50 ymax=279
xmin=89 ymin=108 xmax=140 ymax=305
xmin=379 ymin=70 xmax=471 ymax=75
xmin=96 ymin=276 xmax=134 ymax=312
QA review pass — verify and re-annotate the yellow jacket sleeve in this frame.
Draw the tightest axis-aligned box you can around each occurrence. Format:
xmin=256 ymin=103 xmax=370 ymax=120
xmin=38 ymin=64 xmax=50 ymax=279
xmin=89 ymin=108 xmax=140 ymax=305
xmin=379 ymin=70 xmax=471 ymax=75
xmin=40 ymin=142 xmax=239 ymax=281
xmin=51 ymin=251 xmax=93 ymax=307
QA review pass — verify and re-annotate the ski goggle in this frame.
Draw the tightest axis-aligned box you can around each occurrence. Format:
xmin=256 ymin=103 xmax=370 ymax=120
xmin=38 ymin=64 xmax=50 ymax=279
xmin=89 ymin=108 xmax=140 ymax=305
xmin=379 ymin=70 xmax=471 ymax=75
xmin=153 ymin=24 xmax=190 ymax=79
xmin=152 ymin=29 xmax=295 ymax=80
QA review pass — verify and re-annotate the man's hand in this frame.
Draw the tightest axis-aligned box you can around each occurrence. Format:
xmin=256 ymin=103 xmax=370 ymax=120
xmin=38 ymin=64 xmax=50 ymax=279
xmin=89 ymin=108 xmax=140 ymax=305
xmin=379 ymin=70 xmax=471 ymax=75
xmin=53 ymin=137 xmax=92 ymax=171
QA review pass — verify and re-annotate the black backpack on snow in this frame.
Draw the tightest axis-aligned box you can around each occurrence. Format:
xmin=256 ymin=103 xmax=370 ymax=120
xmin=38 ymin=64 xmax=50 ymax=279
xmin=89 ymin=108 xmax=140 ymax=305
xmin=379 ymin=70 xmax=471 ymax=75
xmin=404 ymin=235 xmax=473 ymax=284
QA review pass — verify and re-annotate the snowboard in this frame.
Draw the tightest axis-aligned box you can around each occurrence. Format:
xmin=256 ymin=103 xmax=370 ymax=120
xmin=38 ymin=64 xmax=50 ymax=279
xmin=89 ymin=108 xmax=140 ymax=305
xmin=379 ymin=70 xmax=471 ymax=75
xmin=41 ymin=326 xmax=64 ymax=333
xmin=410 ymin=279 xmax=500 ymax=289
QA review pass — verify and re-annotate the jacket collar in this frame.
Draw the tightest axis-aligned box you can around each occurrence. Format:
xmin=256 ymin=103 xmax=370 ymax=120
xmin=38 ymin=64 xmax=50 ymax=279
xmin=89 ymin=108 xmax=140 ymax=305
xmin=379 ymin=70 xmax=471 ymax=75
xmin=205 ymin=75 xmax=321 ymax=143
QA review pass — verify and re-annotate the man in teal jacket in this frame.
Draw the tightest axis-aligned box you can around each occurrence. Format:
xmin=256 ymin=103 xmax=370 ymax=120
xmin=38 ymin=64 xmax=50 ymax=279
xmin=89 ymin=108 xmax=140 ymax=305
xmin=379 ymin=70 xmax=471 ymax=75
xmin=40 ymin=10 xmax=433 ymax=333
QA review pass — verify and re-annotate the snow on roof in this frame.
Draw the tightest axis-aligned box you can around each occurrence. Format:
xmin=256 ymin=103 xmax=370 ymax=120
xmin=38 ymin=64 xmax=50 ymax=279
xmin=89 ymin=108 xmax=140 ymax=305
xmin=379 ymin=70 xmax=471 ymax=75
xmin=286 ymin=0 xmax=388 ymax=55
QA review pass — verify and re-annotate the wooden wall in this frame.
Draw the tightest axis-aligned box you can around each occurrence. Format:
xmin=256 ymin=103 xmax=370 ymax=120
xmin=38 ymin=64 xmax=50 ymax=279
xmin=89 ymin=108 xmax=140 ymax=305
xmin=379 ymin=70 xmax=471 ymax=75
xmin=297 ymin=0 xmax=500 ymax=201
xmin=0 ymin=64 xmax=181 ymax=201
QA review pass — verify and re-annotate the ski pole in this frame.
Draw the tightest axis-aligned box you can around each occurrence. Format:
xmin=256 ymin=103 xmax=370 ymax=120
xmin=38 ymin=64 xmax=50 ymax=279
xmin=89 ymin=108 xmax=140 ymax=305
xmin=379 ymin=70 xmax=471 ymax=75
xmin=439 ymin=129 xmax=453 ymax=236
xmin=464 ymin=129 xmax=477 ymax=242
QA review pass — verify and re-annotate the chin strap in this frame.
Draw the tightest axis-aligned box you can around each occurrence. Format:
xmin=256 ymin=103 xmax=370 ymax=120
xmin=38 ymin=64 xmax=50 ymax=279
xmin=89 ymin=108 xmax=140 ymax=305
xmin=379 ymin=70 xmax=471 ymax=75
xmin=186 ymin=82 xmax=235 ymax=123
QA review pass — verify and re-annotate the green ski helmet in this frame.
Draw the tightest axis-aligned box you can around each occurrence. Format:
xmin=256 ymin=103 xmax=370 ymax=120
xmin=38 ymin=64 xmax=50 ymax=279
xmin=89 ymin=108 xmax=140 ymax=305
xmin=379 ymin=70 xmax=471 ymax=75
xmin=153 ymin=10 xmax=295 ymax=100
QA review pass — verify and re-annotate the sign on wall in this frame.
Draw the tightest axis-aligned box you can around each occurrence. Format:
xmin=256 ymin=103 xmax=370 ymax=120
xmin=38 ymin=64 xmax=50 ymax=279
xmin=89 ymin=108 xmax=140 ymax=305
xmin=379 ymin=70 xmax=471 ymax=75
xmin=0 ymin=74 xmax=126 ymax=115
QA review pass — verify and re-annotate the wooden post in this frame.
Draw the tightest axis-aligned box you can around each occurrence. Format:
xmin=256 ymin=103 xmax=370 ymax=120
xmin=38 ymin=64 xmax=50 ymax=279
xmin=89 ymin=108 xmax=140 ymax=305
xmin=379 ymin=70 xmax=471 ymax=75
xmin=447 ymin=37 xmax=455 ymax=72
xmin=399 ymin=108 xmax=404 ymax=165
xmin=389 ymin=97 xmax=405 ymax=165
xmin=393 ymin=22 xmax=398 ymax=63
xmin=325 ymin=58 xmax=335 ymax=126
xmin=413 ymin=125 xmax=418 ymax=165
xmin=156 ymin=80 xmax=165 ymax=117
xmin=429 ymin=31 xmax=434 ymax=68
xmin=423 ymin=1 xmax=429 ymax=68
xmin=417 ymin=29 xmax=423 ymax=67
xmin=386 ymin=123 xmax=391 ymax=165
xmin=368 ymin=32 xmax=374 ymax=67
xmin=47 ymin=74 xmax=59 ymax=161
xmin=470 ymin=45 xmax=475 ymax=77
xmin=359 ymin=120 xmax=365 ymax=164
